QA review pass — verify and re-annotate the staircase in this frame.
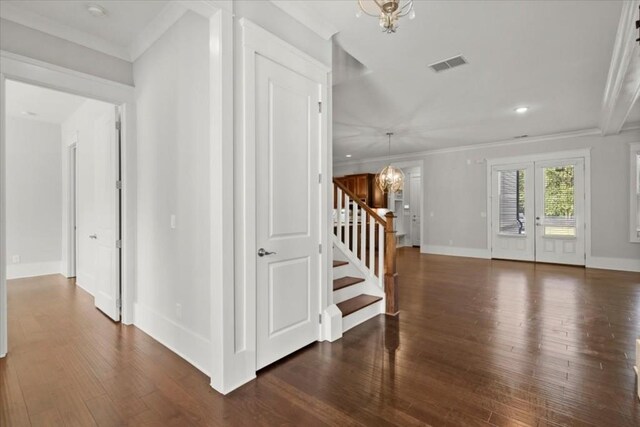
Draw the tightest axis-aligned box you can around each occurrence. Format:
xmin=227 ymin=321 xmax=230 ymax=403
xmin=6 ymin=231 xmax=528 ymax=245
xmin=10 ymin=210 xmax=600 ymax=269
xmin=332 ymin=253 xmax=383 ymax=332
xmin=331 ymin=178 xmax=399 ymax=334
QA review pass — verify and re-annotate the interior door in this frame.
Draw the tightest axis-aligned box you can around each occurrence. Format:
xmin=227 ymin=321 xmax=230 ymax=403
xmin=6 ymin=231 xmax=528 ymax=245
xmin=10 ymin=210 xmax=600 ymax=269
xmin=491 ymin=163 xmax=535 ymax=261
xmin=534 ymin=159 xmax=585 ymax=265
xmin=410 ymin=174 xmax=420 ymax=247
xmin=93 ymin=107 xmax=121 ymax=321
xmin=255 ymin=54 xmax=321 ymax=370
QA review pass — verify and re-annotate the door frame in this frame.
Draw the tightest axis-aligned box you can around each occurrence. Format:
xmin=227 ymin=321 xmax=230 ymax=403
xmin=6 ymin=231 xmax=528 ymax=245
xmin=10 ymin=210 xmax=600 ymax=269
xmin=486 ymin=148 xmax=592 ymax=265
xmin=232 ymin=18 xmax=330 ymax=387
xmin=64 ymin=140 xmax=78 ymax=278
xmin=0 ymin=50 xmax=136 ymax=358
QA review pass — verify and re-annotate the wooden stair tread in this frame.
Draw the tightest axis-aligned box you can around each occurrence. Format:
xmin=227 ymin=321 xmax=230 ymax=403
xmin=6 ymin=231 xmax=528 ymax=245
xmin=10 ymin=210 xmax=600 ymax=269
xmin=333 ymin=276 xmax=364 ymax=291
xmin=333 ymin=260 xmax=348 ymax=268
xmin=337 ymin=294 xmax=382 ymax=317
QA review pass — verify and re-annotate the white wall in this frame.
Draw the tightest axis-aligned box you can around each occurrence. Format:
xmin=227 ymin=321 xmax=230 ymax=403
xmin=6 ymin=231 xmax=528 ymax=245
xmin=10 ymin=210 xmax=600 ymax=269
xmin=61 ymin=99 xmax=114 ymax=293
xmin=133 ymin=11 xmax=211 ymax=374
xmin=0 ymin=19 xmax=134 ymax=86
xmin=6 ymin=116 xmax=62 ymax=278
xmin=335 ymin=129 xmax=640 ymax=268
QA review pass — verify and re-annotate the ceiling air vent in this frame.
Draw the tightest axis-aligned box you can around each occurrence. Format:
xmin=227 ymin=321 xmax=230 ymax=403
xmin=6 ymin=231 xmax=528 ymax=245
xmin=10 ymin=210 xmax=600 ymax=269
xmin=428 ymin=55 xmax=468 ymax=73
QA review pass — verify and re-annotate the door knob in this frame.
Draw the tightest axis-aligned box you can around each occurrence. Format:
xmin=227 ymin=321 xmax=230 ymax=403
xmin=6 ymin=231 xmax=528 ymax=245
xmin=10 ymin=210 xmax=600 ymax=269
xmin=258 ymin=248 xmax=276 ymax=257
xmin=89 ymin=234 xmax=97 ymax=239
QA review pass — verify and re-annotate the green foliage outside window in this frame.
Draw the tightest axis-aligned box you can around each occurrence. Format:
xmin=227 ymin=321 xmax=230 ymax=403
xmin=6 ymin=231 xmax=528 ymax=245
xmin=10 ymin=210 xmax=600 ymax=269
xmin=544 ymin=167 xmax=574 ymax=217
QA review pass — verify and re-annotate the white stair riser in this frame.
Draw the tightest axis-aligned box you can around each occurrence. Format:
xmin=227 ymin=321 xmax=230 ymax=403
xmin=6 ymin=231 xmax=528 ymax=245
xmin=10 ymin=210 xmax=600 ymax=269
xmin=333 ymin=283 xmax=366 ymax=304
xmin=342 ymin=301 xmax=384 ymax=332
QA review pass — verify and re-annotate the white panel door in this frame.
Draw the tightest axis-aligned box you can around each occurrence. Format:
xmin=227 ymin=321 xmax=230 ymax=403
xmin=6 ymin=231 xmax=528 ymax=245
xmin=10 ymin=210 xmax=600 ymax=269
xmin=93 ymin=108 xmax=121 ymax=321
xmin=255 ymin=55 xmax=321 ymax=370
xmin=534 ymin=159 xmax=585 ymax=266
xmin=410 ymin=174 xmax=420 ymax=247
xmin=491 ymin=163 xmax=535 ymax=261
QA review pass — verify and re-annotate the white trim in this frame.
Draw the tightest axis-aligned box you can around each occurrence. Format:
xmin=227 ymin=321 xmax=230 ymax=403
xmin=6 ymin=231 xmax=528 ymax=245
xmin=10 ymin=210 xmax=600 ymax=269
xmin=587 ymin=256 xmax=640 ymax=273
xmin=62 ymin=139 xmax=78 ymax=278
xmin=421 ymin=245 xmax=491 ymax=259
xmin=630 ymin=142 xmax=640 ymax=243
xmin=0 ymin=51 xmax=134 ymax=103
xmin=0 ymin=50 xmax=137 ymax=360
xmin=133 ymin=303 xmax=211 ymax=376
xmin=0 ymin=74 xmax=6 ymax=357
xmin=600 ymin=1 xmax=640 ymax=135
xmin=334 ymin=128 xmax=602 ymax=167
xmin=6 ymin=261 xmax=62 ymax=280
xmin=0 ymin=2 xmax=131 ymax=61
xmin=485 ymin=149 xmax=592 ymax=267
xmin=270 ymin=1 xmax=339 ymax=41
xmin=129 ymin=2 xmax=189 ymax=61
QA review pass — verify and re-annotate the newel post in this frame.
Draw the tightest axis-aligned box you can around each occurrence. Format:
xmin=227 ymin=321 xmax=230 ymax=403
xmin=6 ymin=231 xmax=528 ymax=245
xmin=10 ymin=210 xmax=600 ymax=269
xmin=384 ymin=211 xmax=399 ymax=315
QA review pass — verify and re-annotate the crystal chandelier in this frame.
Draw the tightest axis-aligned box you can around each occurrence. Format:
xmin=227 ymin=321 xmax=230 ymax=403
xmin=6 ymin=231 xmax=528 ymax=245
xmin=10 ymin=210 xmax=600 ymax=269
xmin=356 ymin=0 xmax=416 ymax=34
xmin=376 ymin=133 xmax=404 ymax=193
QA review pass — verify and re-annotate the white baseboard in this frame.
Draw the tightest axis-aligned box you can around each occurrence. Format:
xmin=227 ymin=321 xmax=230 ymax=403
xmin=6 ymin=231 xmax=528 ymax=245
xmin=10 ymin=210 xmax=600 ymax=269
xmin=587 ymin=256 xmax=640 ymax=273
xmin=6 ymin=261 xmax=62 ymax=279
xmin=421 ymin=245 xmax=491 ymax=259
xmin=133 ymin=303 xmax=210 ymax=376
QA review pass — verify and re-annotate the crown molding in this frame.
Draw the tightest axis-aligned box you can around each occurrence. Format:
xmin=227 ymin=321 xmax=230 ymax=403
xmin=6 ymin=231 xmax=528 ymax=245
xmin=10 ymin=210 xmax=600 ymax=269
xmin=270 ymin=1 xmax=339 ymax=41
xmin=0 ymin=2 xmax=131 ymax=61
xmin=333 ymin=127 xmax=610 ymax=167
xmin=129 ymin=2 xmax=189 ymax=62
xmin=600 ymin=0 xmax=640 ymax=136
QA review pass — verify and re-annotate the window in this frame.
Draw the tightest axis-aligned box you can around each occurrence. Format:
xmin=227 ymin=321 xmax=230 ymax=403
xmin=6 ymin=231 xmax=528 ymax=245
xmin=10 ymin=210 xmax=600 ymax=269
xmin=631 ymin=143 xmax=640 ymax=243
xmin=498 ymin=169 xmax=526 ymax=235
xmin=543 ymin=165 xmax=576 ymax=237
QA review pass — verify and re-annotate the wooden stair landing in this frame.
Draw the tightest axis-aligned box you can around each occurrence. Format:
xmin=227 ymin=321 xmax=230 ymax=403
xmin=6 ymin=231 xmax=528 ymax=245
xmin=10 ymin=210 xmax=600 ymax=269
xmin=337 ymin=294 xmax=382 ymax=317
xmin=333 ymin=260 xmax=348 ymax=268
xmin=333 ymin=276 xmax=364 ymax=291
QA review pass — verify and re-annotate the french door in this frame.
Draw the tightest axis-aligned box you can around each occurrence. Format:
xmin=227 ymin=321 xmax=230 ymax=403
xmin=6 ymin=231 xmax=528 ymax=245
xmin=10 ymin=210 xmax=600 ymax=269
xmin=491 ymin=158 xmax=585 ymax=265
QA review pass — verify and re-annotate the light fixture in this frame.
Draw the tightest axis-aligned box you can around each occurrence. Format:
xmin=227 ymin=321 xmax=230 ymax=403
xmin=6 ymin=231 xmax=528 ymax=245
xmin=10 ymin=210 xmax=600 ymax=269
xmin=21 ymin=111 xmax=37 ymax=116
xmin=86 ymin=4 xmax=107 ymax=18
xmin=376 ymin=132 xmax=404 ymax=193
xmin=514 ymin=106 xmax=529 ymax=114
xmin=356 ymin=0 xmax=415 ymax=34
xmin=345 ymin=154 xmax=352 ymax=158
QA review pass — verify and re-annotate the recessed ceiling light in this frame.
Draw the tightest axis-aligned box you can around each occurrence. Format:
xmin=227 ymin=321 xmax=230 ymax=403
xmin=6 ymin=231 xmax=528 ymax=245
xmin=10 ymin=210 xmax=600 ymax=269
xmin=345 ymin=154 xmax=352 ymax=158
xmin=514 ymin=106 xmax=529 ymax=114
xmin=21 ymin=111 xmax=37 ymax=116
xmin=86 ymin=4 xmax=107 ymax=17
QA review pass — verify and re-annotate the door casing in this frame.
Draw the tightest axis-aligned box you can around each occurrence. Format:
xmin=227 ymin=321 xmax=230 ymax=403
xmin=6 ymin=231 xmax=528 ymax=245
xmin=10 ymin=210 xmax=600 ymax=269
xmin=486 ymin=149 xmax=592 ymax=266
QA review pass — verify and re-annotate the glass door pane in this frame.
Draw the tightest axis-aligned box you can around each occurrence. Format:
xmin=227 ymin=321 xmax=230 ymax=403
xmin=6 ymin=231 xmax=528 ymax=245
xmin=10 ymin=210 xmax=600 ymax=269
xmin=498 ymin=169 xmax=527 ymax=235
xmin=542 ymin=165 xmax=576 ymax=237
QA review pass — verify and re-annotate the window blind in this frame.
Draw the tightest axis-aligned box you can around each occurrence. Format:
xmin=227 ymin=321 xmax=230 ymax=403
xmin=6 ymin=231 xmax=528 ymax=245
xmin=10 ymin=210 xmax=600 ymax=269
xmin=498 ymin=170 xmax=526 ymax=235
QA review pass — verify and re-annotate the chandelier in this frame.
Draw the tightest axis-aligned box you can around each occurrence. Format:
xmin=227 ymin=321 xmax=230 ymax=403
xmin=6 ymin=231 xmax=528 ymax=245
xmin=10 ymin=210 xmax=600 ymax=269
xmin=376 ymin=133 xmax=404 ymax=193
xmin=356 ymin=0 xmax=416 ymax=34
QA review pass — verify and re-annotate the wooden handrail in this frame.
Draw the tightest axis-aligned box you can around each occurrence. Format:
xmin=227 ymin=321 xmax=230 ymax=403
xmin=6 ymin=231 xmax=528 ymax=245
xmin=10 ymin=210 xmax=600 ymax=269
xmin=333 ymin=177 xmax=399 ymax=316
xmin=333 ymin=178 xmax=386 ymax=225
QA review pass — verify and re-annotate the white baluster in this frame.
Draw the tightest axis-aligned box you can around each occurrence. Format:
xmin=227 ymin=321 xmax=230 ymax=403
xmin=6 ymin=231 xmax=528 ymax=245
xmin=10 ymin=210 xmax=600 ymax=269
xmin=360 ymin=210 xmax=367 ymax=267
xmin=378 ymin=221 xmax=385 ymax=288
xmin=344 ymin=195 xmax=350 ymax=250
xmin=336 ymin=188 xmax=343 ymax=242
xmin=369 ymin=217 xmax=375 ymax=276
xmin=352 ymin=203 xmax=359 ymax=259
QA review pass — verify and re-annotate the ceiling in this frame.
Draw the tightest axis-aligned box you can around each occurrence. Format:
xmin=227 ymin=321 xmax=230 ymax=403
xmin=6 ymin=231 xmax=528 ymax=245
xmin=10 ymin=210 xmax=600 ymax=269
xmin=0 ymin=0 xmax=169 ymax=60
xmin=300 ymin=1 xmax=629 ymax=161
xmin=6 ymin=80 xmax=87 ymax=124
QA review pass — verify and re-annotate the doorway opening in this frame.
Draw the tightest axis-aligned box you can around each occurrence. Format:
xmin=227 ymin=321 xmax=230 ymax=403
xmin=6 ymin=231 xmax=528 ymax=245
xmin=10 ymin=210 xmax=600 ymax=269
xmin=4 ymin=79 xmax=123 ymax=327
xmin=488 ymin=151 xmax=590 ymax=266
xmin=386 ymin=163 xmax=423 ymax=249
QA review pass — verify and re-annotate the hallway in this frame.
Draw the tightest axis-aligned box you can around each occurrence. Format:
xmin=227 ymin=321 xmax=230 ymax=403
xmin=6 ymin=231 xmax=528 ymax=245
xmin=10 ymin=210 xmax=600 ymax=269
xmin=2 ymin=249 xmax=640 ymax=425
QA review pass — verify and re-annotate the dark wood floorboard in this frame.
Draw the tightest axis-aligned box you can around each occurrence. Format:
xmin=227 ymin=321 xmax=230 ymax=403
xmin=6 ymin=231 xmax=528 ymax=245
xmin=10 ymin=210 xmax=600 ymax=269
xmin=1 ymin=248 xmax=639 ymax=426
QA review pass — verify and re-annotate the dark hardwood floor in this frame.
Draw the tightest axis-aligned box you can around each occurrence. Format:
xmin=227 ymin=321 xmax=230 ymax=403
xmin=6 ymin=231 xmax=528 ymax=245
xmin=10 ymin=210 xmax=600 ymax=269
xmin=1 ymin=248 xmax=639 ymax=426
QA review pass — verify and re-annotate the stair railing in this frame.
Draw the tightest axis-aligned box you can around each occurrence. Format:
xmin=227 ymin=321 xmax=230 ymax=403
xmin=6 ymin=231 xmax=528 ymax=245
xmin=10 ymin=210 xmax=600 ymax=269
xmin=333 ymin=178 xmax=399 ymax=315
